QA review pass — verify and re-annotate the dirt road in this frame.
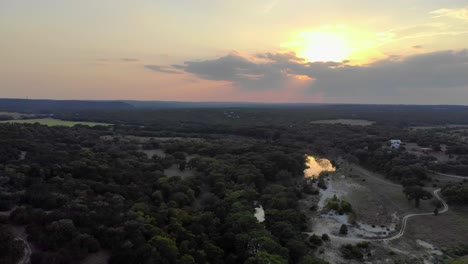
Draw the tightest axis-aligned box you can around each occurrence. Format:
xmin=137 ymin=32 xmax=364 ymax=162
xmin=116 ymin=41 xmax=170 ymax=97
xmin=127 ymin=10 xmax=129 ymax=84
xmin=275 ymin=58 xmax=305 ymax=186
xmin=321 ymin=189 xmax=448 ymax=243
xmin=1 ymin=207 xmax=32 ymax=264
xmin=381 ymin=189 xmax=448 ymax=241
xmin=427 ymin=170 xmax=468 ymax=180
xmin=16 ymin=237 xmax=32 ymax=264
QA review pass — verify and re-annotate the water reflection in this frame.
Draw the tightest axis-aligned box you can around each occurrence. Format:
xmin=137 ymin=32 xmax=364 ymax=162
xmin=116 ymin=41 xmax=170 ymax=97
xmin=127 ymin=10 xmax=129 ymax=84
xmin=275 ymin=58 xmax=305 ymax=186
xmin=304 ymin=155 xmax=336 ymax=178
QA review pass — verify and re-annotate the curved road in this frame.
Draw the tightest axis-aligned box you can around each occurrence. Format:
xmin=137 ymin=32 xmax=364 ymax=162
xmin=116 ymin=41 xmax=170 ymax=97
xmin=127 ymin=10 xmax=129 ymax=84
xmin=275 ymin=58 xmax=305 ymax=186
xmin=318 ymin=189 xmax=448 ymax=243
xmin=427 ymin=169 xmax=468 ymax=180
xmin=379 ymin=189 xmax=448 ymax=242
xmin=16 ymin=237 xmax=32 ymax=264
xmin=1 ymin=207 xmax=32 ymax=264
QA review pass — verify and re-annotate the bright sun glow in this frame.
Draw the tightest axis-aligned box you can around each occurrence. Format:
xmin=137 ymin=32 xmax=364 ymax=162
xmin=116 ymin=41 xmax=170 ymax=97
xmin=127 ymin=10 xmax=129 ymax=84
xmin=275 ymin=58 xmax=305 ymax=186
xmin=282 ymin=25 xmax=385 ymax=64
xmin=297 ymin=31 xmax=351 ymax=62
xmin=296 ymin=32 xmax=351 ymax=62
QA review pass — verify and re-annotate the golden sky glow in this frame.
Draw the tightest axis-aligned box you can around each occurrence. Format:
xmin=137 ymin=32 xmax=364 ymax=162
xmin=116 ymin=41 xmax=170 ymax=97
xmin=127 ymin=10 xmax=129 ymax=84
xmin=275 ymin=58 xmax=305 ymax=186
xmin=292 ymin=31 xmax=351 ymax=62
xmin=1 ymin=1 xmax=468 ymax=104
xmin=282 ymin=25 xmax=388 ymax=64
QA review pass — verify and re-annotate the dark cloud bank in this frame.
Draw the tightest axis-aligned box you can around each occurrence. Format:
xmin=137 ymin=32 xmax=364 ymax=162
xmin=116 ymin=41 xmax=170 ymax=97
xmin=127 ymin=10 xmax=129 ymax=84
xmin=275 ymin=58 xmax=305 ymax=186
xmin=147 ymin=49 xmax=468 ymax=103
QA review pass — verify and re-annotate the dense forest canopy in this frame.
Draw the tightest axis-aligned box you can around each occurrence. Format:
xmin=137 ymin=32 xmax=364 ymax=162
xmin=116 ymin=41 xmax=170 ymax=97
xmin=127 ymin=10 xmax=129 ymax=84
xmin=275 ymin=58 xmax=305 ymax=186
xmin=1 ymin=104 xmax=468 ymax=263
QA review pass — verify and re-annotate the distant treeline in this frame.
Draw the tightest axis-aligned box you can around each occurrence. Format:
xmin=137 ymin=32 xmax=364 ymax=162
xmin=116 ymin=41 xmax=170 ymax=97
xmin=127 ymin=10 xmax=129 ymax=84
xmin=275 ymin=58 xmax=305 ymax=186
xmin=0 ymin=99 xmax=134 ymax=114
xmin=57 ymin=105 xmax=468 ymax=126
xmin=2 ymin=98 xmax=468 ymax=125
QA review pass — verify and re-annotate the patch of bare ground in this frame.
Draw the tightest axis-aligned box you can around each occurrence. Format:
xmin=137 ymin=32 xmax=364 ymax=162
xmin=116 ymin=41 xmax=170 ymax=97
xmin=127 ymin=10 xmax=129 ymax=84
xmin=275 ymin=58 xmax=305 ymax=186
xmin=341 ymin=165 xmax=436 ymax=227
xmin=101 ymin=135 xmax=202 ymax=142
xmin=304 ymin=163 xmax=457 ymax=263
xmin=310 ymin=119 xmax=375 ymax=126
xmin=81 ymin=250 xmax=111 ymax=264
xmin=0 ymin=112 xmax=36 ymax=119
xmin=429 ymin=171 xmax=467 ymax=186
xmin=403 ymin=205 xmax=468 ymax=248
xmin=139 ymin=149 xmax=166 ymax=158
xmin=164 ymin=165 xmax=194 ymax=178
xmin=406 ymin=142 xmax=455 ymax=163
xmin=410 ymin=125 xmax=468 ymax=130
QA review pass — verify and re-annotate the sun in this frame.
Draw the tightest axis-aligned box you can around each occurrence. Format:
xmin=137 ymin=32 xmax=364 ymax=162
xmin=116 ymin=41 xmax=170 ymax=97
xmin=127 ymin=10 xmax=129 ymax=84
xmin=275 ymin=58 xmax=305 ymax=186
xmin=282 ymin=25 xmax=386 ymax=65
xmin=294 ymin=31 xmax=351 ymax=63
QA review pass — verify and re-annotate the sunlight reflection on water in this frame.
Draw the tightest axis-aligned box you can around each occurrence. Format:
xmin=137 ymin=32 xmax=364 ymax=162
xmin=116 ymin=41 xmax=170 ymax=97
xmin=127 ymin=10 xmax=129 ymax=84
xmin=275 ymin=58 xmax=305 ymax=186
xmin=304 ymin=155 xmax=336 ymax=178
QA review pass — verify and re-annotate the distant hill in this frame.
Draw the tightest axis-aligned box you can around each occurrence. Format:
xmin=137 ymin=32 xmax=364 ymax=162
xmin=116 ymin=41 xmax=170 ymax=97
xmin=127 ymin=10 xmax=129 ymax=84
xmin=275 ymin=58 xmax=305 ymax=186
xmin=0 ymin=99 xmax=134 ymax=113
xmin=124 ymin=100 xmax=295 ymax=109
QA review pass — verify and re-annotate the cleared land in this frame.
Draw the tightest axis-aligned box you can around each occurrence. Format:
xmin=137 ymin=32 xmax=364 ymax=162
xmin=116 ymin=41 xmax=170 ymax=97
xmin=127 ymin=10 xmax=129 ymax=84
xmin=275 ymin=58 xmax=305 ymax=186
xmin=410 ymin=125 xmax=468 ymax=129
xmin=310 ymin=119 xmax=375 ymax=126
xmin=406 ymin=142 xmax=455 ymax=162
xmin=0 ymin=112 xmax=36 ymax=119
xmin=305 ymin=164 xmax=466 ymax=264
xmin=0 ymin=118 xmax=111 ymax=127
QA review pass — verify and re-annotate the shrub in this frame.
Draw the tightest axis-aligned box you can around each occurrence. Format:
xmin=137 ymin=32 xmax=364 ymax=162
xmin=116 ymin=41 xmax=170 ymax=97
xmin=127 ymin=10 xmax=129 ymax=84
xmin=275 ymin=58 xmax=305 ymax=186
xmin=340 ymin=244 xmax=364 ymax=260
xmin=339 ymin=224 xmax=348 ymax=235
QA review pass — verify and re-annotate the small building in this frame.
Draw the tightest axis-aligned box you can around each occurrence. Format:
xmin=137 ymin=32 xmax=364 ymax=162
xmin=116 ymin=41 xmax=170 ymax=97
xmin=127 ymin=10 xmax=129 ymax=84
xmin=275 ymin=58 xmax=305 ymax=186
xmin=389 ymin=139 xmax=402 ymax=149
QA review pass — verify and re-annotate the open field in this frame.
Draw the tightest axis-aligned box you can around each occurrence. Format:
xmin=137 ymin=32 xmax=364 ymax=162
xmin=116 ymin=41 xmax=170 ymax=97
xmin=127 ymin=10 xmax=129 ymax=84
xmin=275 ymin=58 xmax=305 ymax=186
xmin=81 ymin=250 xmax=110 ymax=264
xmin=404 ymin=206 xmax=468 ymax=248
xmin=310 ymin=119 xmax=375 ymax=126
xmin=0 ymin=112 xmax=36 ymax=119
xmin=0 ymin=118 xmax=111 ymax=127
xmin=406 ymin=142 xmax=455 ymax=162
xmin=344 ymin=164 xmax=436 ymax=223
xmin=101 ymin=135 xmax=202 ymax=142
xmin=410 ymin=125 xmax=468 ymax=130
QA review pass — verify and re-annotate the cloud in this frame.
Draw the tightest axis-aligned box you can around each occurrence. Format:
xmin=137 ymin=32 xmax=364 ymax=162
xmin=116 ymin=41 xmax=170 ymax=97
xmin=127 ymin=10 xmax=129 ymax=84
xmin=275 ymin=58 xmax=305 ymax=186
xmin=310 ymin=50 xmax=468 ymax=97
xmin=413 ymin=45 xmax=423 ymax=49
xmin=263 ymin=0 xmax=279 ymax=14
xmin=121 ymin=58 xmax=139 ymax=62
xmin=172 ymin=53 xmax=297 ymax=90
xmin=430 ymin=6 xmax=468 ymax=21
xmin=145 ymin=65 xmax=181 ymax=74
xmin=164 ymin=49 xmax=468 ymax=100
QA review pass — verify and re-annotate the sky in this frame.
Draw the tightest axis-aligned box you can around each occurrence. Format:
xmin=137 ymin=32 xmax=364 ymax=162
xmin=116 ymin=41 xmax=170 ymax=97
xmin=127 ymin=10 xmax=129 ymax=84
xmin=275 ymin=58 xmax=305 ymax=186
xmin=1 ymin=0 xmax=468 ymax=104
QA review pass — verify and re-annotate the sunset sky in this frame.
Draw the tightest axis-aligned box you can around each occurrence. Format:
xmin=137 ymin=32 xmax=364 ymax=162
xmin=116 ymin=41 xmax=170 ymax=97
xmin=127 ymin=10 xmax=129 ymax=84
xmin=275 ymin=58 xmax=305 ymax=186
xmin=1 ymin=1 xmax=468 ymax=104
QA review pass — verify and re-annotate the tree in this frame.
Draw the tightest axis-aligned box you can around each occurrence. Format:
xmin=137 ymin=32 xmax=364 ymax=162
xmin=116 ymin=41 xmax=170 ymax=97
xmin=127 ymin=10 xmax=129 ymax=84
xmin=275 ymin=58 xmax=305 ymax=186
xmin=0 ymin=225 xmax=23 ymax=264
xmin=339 ymin=224 xmax=348 ymax=235
xmin=340 ymin=244 xmax=364 ymax=260
xmin=317 ymin=178 xmax=327 ymax=190
xmin=244 ymin=252 xmax=288 ymax=264
xmin=150 ymin=235 xmax=179 ymax=264
xmin=308 ymin=234 xmax=323 ymax=249
xmin=298 ymin=256 xmax=330 ymax=264
xmin=321 ymin=234 xmax=330 ymax=241
xmin=403 ymin=186 xmax=430 ymax=208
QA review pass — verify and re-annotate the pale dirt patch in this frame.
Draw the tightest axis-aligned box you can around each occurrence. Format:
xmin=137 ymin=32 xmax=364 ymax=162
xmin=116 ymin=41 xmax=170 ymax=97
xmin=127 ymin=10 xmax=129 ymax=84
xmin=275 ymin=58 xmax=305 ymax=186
xmin=254 ymin=206 xmax=265 ymax=223
xmin=81 ymin=250 xmax=111 ymax=264
xmin=304 ymin=164 xmax=453 ymax=263
xmin=101 ymin=135 xmax=202 ymax=143
xmin=406 ymin=142 xmax=455 ymax=163
xmin=310 ymin=119 xmax=375 ymax=126
xmin=164 ymin=165 xmax=194 ymax=178
xmin=139 ymin=149 xmax=166 ymax=158
xmin=0 ymin=112 xmax=35 ymax=119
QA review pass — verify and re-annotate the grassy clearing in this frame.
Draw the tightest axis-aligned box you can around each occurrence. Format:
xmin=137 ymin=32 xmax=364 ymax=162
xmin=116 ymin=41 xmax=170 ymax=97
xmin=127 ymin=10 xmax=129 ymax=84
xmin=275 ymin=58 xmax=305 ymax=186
xmin=409 ymin=125 xmax=468 ymax=130
xmin=342 ymin=165 xmax=435 ymax=225
xmin=404 ymin=207 xmax=468 ymax=248
xmin=310 ymin=119 xmax=375 ymax=126
xmin=406 ymin=142 xmax=455 ymax=163
xmin=0 ymin=112 xmax=36 ymax=119
xmin=343 ymin=165 xmax=468 ymax=249
xmin=0 ymin=118 xmax=111 ymax=127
